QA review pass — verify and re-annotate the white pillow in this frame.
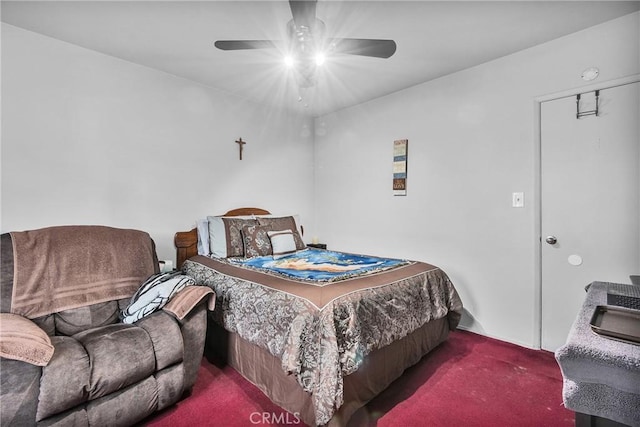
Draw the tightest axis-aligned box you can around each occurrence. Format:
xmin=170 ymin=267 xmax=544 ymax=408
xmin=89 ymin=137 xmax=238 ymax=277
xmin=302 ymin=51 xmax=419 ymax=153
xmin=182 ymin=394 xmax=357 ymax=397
xmin=292 ymin=214 xmax=304 ymax=238
xmin=267 ymin=230 xmax=298 ymax=259
xmin=257 ymin=214 xmax=305 ymax=239
xmin=207 ymin=216 xmax=226 ymax=257
xmin=196 ymin=218 xmax=210 ymax=256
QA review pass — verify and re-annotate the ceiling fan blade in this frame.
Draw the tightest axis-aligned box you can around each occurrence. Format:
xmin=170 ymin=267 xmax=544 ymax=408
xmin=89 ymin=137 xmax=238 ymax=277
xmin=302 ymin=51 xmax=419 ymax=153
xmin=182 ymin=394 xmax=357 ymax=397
xmin=214 ymin=40 xmax=278 ymax=50
xmin=289 ymin=0 xmax=317 ymax=29
xmin=328 ymin=38 xmax=397 ymax=59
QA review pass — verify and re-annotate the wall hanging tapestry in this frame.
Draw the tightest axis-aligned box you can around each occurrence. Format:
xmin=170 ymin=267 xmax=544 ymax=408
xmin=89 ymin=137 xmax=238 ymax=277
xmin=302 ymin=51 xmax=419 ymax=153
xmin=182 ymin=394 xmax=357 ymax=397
xmin=393 ymin=139 xmax=408 ymax=196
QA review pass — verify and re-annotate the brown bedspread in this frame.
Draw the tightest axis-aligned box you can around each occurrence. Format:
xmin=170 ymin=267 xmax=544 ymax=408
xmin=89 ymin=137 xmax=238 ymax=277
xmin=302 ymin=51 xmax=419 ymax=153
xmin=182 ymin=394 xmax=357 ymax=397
xmin=10 ymin=226 xmax=157 ymax=319
xmin=183 ymin=254 xmax=462 ymax=425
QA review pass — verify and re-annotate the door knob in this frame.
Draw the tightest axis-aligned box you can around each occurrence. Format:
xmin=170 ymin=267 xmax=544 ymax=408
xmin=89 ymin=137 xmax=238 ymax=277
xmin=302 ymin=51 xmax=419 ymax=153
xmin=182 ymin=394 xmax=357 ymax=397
xmin=545 ymin=236 xmax=558 ymax=245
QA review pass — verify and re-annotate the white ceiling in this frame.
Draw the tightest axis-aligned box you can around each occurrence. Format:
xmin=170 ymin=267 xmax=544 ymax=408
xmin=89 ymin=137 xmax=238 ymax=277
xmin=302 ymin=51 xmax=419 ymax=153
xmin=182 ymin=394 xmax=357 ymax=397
xmin=2 ymin=1 xmax=639 ymax=116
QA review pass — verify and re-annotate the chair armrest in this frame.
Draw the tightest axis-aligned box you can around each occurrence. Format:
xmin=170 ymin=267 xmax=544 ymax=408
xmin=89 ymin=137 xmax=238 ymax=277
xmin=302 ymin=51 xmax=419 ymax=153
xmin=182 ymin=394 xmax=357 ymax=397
xmin=162 ymin=285 xmax=215 ymax=321
xmin=0 ymin=313 xmax=54 ymax=366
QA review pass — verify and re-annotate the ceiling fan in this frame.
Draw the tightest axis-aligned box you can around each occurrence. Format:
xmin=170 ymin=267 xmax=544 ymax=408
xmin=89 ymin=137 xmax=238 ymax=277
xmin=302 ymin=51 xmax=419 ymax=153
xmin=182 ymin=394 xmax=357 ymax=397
xmin=214 ymin=0 xmax=397 ymax=88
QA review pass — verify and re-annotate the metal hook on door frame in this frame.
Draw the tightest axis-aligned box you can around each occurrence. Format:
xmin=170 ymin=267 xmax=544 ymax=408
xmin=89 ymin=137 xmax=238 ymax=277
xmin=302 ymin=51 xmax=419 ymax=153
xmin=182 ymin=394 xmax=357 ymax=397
xmin=576 ymin=90 xmax=600 ymax=119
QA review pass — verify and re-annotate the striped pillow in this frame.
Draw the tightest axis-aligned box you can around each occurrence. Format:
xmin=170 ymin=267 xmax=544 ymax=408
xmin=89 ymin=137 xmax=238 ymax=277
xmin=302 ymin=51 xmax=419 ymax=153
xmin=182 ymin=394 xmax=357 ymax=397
xmin=267 ymin=230 xmax=298 ymax=259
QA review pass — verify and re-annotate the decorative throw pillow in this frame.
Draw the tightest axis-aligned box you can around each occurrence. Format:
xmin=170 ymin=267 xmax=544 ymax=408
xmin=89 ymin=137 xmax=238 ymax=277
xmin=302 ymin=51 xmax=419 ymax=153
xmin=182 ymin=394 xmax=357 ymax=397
xmin=258 ymin=216 xmax=306 ymax=250
xmin=242 ymin=224 xmax=272 ymax=258
xmin=267 ymin=230 xmax=298 ymax=259
xmin=0 ymin=313 xmax=54 ymax=366
xmin=121 ymin=271 xmax=195 ymax=324
xmin=207 ymin=216 xmax=258 ymax=257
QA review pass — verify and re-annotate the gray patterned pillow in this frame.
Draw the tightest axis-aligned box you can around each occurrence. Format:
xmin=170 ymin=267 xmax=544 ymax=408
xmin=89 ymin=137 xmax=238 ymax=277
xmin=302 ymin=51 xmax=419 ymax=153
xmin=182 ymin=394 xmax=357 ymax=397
xmin=257 ymin=216 xmax=306 ymax=250
xmin=221 ymin=217 xmax=258 ymax=257
xmin=242 ymin=224 xmax=272 ymax=258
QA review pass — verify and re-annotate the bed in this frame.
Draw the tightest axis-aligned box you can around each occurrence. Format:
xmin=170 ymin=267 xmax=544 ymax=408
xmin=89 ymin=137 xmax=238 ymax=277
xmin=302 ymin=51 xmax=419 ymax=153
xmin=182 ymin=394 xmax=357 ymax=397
xmin=174 ymin=208 xmax=463 ymax=426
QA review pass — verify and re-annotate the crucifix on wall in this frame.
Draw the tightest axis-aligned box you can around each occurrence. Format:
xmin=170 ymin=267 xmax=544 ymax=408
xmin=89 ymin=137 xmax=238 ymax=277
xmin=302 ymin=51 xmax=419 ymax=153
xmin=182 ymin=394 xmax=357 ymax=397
xmin=235 ymin=137 xmax=246 ymax=160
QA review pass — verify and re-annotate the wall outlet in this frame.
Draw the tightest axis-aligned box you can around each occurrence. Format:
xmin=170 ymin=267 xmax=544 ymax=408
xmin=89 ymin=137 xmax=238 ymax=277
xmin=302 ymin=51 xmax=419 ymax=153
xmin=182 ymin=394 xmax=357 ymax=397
xmin=512 ymin=192 xmax=524 ymax=208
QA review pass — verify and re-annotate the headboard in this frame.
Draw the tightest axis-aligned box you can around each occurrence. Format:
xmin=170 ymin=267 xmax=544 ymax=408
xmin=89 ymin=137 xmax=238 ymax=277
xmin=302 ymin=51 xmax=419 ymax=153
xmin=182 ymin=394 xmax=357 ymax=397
xmin=174 ymin=207 xmax=271 ymax=270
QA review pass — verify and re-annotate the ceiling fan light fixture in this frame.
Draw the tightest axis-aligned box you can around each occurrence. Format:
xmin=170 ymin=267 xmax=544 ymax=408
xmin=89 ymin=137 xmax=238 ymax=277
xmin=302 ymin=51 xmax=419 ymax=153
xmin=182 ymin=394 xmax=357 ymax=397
xmin=284 ymin=55 xmax=296 ymax=67
xmin=215 ymin=0 xmax=397 ymax=91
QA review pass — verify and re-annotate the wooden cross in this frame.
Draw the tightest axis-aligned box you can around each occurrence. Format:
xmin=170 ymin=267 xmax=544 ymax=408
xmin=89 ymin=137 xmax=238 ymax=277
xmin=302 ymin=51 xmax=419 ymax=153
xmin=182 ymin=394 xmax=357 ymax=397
xmin=235 ymin=138 xmax=246 ymax=160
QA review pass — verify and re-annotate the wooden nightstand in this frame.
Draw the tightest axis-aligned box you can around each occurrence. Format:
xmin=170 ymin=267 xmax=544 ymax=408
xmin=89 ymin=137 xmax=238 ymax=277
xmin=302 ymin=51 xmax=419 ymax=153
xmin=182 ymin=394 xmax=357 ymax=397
xmin=307 ymin=243 xmax=327 ymax=250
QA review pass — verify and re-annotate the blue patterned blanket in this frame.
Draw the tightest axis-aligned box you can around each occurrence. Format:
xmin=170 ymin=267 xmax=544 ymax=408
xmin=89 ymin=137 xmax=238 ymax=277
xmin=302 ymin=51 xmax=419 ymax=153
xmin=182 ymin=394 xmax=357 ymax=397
xmin=230 ymin=249 xmax=408 ymax=282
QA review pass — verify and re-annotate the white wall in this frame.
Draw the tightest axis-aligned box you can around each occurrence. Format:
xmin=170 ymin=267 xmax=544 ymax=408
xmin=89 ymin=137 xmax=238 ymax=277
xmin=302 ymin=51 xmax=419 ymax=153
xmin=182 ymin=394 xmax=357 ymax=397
xmin=1 ymin=24 xmax=315 ymax=262
xmin=2 ymin=12 xmax=639 ymax=348
xmin=313 ymin=12 xmax=640 ymax=347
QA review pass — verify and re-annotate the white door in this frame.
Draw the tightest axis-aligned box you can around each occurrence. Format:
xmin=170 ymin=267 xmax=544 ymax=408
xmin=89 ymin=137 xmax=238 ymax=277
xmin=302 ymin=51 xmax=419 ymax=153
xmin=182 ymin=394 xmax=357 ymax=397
xmin=540 ymin=82 xmax=640 ymax=351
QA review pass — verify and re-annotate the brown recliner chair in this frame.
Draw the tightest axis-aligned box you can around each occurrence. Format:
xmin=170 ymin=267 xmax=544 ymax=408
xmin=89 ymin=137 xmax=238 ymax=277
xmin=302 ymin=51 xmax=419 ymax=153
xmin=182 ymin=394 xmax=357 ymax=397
xmin=0 ymin=225 xmax=211 ymax=426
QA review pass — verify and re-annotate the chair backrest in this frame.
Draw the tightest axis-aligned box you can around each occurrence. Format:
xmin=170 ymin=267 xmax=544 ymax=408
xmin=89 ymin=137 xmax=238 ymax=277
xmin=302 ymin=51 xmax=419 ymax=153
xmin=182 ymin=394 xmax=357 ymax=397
xmin=1 ymin=226 xmax=159 ymax=336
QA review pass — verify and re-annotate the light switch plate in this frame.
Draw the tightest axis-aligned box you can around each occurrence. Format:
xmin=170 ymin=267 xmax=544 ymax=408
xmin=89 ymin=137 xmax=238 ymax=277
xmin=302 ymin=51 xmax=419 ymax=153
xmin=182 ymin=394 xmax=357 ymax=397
xmin=512 ymin=192 xmax=524 ymax=208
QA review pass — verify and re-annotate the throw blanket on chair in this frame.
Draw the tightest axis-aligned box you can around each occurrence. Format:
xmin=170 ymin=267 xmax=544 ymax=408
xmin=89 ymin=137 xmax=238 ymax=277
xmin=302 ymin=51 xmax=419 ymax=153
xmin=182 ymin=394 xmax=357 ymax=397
xmin=9 ymin=225 xmax=158 ymax=319
xmin=120 ymin=271 xmax=195 ymax=324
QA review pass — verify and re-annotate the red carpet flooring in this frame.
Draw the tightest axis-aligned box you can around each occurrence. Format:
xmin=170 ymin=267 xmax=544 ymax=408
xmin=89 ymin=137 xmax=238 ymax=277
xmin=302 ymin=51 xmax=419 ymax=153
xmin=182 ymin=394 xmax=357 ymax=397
xmin=144 ymin=330 xmax=574 ymax=426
